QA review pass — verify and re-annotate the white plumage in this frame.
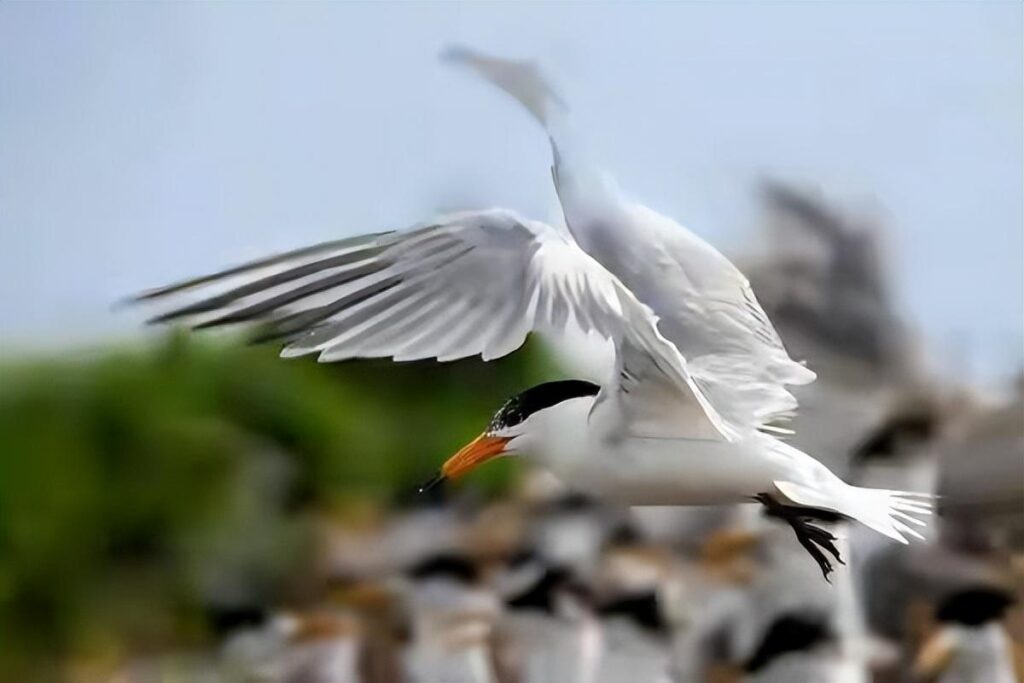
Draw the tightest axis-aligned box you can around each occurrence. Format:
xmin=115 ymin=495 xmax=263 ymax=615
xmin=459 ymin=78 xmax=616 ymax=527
xmin=135 ymin=47 xmax=931 ymax=579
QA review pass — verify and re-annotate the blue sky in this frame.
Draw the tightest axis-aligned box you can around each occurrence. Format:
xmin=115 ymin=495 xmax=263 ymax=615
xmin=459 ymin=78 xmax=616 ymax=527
xmin=1 ymin=2 xmax=1021 ymax=384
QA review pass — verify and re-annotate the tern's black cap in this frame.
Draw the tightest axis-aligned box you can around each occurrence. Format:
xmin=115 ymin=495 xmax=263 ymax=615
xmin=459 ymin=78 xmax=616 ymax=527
xmin=507 ymin=565 xmax=592 ymax=615
xmin=744 ymin=612 xmax=831 ymax=673
xmin=487 ymin=380 xmax=600 ymax=432
xmin=408 ymin=553 xmax=480 ymax=584
xmin=936 ymin=586 xmax=1015 ymax=626
xmin=598 ymin=591 xmax=668 ymax=635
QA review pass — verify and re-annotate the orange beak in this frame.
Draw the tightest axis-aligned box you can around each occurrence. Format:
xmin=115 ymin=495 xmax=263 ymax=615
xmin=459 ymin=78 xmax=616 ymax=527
xmin=418 ymin=434 xmax=511 ymax=493
xmin=442 ymin=434 xmax=511 ymax=479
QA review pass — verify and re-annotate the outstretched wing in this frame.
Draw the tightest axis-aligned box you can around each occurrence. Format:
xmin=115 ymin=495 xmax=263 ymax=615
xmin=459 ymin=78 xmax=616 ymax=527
xmin=134 ymin=209 xmax=735 ymax=441
xmin=588 ymin=204 xmax=817 ymax=434
xmin=444 ymin=47 xmax=815 ymax=434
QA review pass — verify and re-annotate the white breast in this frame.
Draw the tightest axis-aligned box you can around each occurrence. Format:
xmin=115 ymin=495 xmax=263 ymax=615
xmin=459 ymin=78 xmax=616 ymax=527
xmin=939 ymin=624 xmax=1016 ymax=683
xmin=525 ymin=402 xmax=784 ymax=504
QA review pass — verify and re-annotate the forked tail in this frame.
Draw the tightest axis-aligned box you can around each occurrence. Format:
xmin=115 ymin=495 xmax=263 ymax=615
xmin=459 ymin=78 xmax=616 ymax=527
xmin=775 ymin=480 xmax=933 ymax=544
xmin=841 ymin=486 xmax=933 ymax=543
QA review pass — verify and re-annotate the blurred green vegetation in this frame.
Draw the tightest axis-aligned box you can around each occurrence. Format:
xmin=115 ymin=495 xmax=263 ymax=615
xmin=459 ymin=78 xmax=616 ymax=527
xmin=0 ymin=333 xmax=556 ymax=681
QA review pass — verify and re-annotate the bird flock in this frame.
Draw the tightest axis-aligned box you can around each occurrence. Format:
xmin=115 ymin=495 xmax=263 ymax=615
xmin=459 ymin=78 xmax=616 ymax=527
xmin=198 ymin=480 xmax=1012 ymax=683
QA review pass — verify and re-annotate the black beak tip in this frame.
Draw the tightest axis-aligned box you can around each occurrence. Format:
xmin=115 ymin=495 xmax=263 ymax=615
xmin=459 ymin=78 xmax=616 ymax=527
xmin=418 ymin=471 xmax=445 ymax=494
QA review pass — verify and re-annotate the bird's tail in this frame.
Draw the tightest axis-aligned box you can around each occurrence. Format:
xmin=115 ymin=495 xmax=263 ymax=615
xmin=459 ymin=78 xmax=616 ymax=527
xmin=775 ymin=480 xmax=932 ymax=544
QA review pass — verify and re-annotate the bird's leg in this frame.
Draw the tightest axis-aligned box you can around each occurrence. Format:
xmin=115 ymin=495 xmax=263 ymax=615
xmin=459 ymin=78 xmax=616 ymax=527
xmin=754 ymin=494 xmax=845 ymax=583
xmin=789 ymin=520 xmax=844 ymax=583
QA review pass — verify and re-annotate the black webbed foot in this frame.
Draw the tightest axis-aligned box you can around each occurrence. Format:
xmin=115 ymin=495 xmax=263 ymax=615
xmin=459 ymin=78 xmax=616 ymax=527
xmin=789 ymin=517 xmax=844 ymax=582
xmin=756 ymin=494 xmax=846 ymax=582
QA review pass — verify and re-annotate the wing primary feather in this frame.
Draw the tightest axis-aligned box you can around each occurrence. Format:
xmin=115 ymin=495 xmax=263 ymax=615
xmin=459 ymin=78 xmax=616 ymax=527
xmin=248 ymin=310 xmax=328 ymax=345
xmin=343 ymin=295 xmax=453 ymax=359
xmin=435 ymin=297 xmax=510 ymax=362
xmin=131 ymin=231 xmax=395 ymax=302
xmin=293 ymin=281 xmax=438 ymax=355
xmin=272 ymin=244 xmax=474 ymax=352
xmin=338 ymin=289 xmax=448 ymax=357
xmin=480 ymin=290 xmax=532 ymax=361
xmin=183 ymin=240 xmax=470 ymax=329
xmin=252 ymin=275 xmax=407 ymax=345
xmin=391 ymin=295 xmax=476 ymax=361
xmin=159 ymin=245 xmax=394 ymax=319
xmin=184 ymin=258 xmax=391 ymax=328
xmin=148 ymin=255 xmax=387 ymax=324
xmin=397 ymin=297 xmax=479 ymax=361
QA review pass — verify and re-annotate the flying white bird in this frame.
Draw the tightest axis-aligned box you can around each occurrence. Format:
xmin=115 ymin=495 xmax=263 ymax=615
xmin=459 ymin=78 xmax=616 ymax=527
xmin=133 ymin=48 xmax=931 ymax=579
